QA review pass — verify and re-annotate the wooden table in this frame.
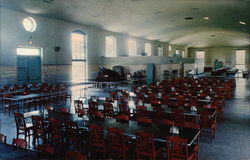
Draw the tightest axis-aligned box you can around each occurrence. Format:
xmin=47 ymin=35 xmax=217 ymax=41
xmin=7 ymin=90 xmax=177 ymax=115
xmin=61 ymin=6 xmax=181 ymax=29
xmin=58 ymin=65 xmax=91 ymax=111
xmin=3 ymin=91 xmax=69 ymax=112
xmin=24 ymin=110 xmax=200 ymax=146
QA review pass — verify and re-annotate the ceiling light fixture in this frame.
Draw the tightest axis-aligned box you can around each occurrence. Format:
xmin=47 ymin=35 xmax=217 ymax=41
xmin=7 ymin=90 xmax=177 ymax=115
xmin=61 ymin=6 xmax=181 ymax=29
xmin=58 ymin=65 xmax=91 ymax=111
xmin=43 ymin=0 xmax=54 ymax=3
xmin=185 ymin=17 xmax=194 ymax=20
xmin=239 ymin=21 xmax=246 ymax=25
xmin=203 ymin=17 xmax=209 ymax=20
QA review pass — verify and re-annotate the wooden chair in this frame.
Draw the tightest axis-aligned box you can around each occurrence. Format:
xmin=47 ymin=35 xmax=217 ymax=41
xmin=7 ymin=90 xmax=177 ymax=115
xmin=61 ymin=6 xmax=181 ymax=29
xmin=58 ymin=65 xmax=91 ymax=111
xmin=107 ymin=128 xmax=131 ymax=160
xmin=166 ymin=136 xmax=195 ymax=160
xmin=88 ymin=101 xmax=98 ymax=114
xmin=74 ymin=100 xmax=83 ymax=114
xmin=12 ymin=138 xmax=27 ymax=149
xmin=158 ymin=119 xmax=174 ymax=127
xmin=14 ymin=112 xmax=33 ymax=141
xmin=32 ymin=115 xmax=47 ymax=147
xmin=45 ymin=106 xmax=54 ymax=112
xmin=60 ymin=107 xmax=69 ymax=113
xmin=137 ymin=117 xmax=153 ymax=126
xmin=118 ymin=103 xmax=130 ymax=116
xmin=103 ymin=102 xmax=114 ymax=118
xmin=200 ymin=111 xmax=216 ymax=142
xmin=185 ymin=122 xmax=200 ymax=160
xmin=89 ymin=124 xmax=106 ymax=158
xmin=37 ymin=144 xmax=55 ymax=158
xmin=136 ymin=131 xmax=162 ymax=160
xmin=66 ymin=120 xmax=79 ymax=148
xmin=48 ymin=118 xmax=63 ymax=144
xmin=65 ymin=151 xmax=87 ymax=160
xmin=172 ymin=109 xmax=185 ymax=127
xmin=116 ymin=114 xmax=129 ymax=123
xmin=0 ymin=133 xmax=7 ymax=144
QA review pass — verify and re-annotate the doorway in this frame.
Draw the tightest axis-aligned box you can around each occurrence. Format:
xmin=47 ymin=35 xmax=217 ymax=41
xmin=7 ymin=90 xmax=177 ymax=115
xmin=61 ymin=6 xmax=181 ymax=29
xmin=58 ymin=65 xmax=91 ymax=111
xmin=17 ymin=47 xmax=42 ymax=84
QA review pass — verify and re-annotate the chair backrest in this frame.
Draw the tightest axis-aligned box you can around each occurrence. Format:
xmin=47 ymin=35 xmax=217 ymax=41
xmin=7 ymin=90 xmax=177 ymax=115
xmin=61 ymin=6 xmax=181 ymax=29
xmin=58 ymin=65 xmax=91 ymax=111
xmin=45 ymin=106 xmax=54 ymax=111
xmin=0 ymin=134 xmax=7 ymax=144
xmin=14 ymin=112 xmax=26 ymax=129
xmin=107 ymin=127 xmax=125 ymax=147
xmin=32 ymin=115 xmax=45 ymax=132
xmin=185 ymin=122 xmax=200 ymax=129
xmin=159 ymin=119 xmax=174 ymax=126
xmin=136 ymin=131 xmax=155 ymax=153
xmin=12 ymin=138 xmax=27 ymax=149
xmin=137 ymin=117 xmax=153 ymax=125
xmin=74 ymin=100 xmax=83 ymax=113
xmin=118 ymin=103 xmax=129 ymax=115
xmin=66 ymin=120 xmax=78 ymax=137
xmin=77 ymin=109 xmax=86 ymax=117
xmin=103 ymin=102 xmax=113 ymax=111
xmin=166 ymin=136 xmax=189 ymax=159
xmin=177 ymin=95 xmax=185 ymax=106
xmin=48 ymin=118 xmax=61 ymax=135
xmin=88 ymin=101 xmax=98 ymax=112
xmin=65 ymin=151 xmax=86 ymax=160
xmin=89 ymin=124 xmax=105 ymax=144
xmin=116 ymin=114 xmax=129 ymax=122
xmin=60 ymin=107 xmax=69 ymax=113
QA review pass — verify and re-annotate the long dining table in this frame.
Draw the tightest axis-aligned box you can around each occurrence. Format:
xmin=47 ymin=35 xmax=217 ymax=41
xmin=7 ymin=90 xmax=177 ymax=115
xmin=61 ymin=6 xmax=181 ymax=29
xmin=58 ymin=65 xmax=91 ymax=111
xmin=24 ymin=109 xmax=200 ymax=146
xmin=3 ymin=90 xmax=69 ymax=112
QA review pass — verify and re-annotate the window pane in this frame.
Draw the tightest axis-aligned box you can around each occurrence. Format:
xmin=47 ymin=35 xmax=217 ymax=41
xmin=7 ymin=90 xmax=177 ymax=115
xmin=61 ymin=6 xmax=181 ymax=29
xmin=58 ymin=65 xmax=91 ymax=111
xmin=71 ymin=31 xmax=87 ymax=83
xmin=236 ymin=50 xmax=245 ymax=64
xmin=196 ymin=51 xmax=205 ymax=59
xmin=145 ymin=43 xmax=152 ymax=56
xmin=72 ymin=61 xmax=86 ymax=83
xmin=72 ymin=32 xmax=86 ymax=60
xmin=17 ymin=48 xmax=40 ymax=56
xmin=128 ymin=40 xmax=136 ymax=56
xmin=158 ymin=46 xmax=163 ymax=56
xmin=236 ymin=50 xmax=246 ymax=70
xmin=106 ymin=36 xmax=116 ymax=57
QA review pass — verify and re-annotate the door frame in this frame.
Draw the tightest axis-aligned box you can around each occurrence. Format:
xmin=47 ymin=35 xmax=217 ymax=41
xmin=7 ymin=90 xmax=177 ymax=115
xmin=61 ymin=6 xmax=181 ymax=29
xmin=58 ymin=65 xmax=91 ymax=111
xmin=16 ymin=46 xmax=42 ymax=84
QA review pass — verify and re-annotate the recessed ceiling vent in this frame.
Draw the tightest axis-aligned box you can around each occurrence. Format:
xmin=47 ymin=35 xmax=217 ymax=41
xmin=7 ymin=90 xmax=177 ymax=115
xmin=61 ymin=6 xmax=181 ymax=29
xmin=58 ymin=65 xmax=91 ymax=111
xmin=185 ymin=17 xmax=194 ymax=20
xmin=43 ymin=0 xmax=54 ymax=3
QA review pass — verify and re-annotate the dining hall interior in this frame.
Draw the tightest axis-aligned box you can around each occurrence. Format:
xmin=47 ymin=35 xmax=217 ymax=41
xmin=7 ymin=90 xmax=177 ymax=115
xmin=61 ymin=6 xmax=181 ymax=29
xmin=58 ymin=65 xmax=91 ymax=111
xmin=0 ymin=0 xmax=250 ymax=159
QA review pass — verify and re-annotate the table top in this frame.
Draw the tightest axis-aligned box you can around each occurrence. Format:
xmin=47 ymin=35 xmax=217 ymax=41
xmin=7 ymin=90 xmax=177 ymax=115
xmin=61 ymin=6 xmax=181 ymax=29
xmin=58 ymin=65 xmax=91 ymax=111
xmin=0 ymin=88 xmax=39 ymax=96
xmin=3 ymin=90 xmax=68 ymax=101
xmin=24 ymin=109 xmax=200 ymax=146
xmin=82 ymin=117 xmax=200 ymax=146
xmin=110 ymin=100 xmax=216 ymax=118
xmin=0 ymin=143 xmax=37 ymax=160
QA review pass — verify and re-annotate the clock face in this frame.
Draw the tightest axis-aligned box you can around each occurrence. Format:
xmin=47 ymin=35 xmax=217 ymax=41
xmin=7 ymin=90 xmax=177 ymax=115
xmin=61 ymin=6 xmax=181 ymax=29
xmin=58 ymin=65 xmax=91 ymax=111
xmin=23 ymin=17 xmax=37 ymax=32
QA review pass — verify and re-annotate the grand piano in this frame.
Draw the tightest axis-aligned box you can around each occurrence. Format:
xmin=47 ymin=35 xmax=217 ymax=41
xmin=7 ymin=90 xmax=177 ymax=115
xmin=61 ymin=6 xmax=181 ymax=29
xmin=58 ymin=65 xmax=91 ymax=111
xmin=95 ymin=66 xmax=124 ymax=82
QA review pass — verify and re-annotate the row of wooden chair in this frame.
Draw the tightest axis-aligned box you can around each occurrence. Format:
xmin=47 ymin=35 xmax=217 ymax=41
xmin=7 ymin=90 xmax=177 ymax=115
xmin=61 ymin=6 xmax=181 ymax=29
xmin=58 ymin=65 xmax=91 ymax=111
xmin=89 ymin=124 xmax=198 ymax=160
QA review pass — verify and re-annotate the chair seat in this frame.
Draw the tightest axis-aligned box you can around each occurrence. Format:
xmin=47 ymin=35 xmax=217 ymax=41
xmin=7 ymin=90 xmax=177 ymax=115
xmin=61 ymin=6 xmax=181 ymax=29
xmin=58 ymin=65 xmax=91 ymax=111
xmin=26 ymin=123 xmax=33 ymax=129
xmin=139 ymin=147 xmax=162 ymax=157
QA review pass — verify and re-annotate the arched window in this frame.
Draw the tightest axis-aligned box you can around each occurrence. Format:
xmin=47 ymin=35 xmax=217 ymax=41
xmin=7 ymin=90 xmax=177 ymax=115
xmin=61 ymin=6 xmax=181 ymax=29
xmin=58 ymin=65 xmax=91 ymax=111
xmin=128 ymin=39 xmax=137 ymax=56
xmin=145 ymin=43 xmax=152 ymax=56
xmin=106 ymin=36 xmax=116 ymax=57
xmin=71 ymin=30 xmax=87 ymax=83
xmin=158 ymin=45 xmax=163 ymax=56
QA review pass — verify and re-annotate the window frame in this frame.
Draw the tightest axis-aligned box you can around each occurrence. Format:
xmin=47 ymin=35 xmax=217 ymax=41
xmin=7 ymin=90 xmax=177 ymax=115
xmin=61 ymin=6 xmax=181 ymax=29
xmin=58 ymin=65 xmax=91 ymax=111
xmin=105 ymin=36 xmax=117 ymax=57
xmin=145 ymin=43 xmax=152 ymax=56
xmin=128 ymin=39 xmax=137 ymax=56
xmin=235 ymin=49 xmax=246 ymax=70
xmin=71 ymin=30 xmax=87 ymax=83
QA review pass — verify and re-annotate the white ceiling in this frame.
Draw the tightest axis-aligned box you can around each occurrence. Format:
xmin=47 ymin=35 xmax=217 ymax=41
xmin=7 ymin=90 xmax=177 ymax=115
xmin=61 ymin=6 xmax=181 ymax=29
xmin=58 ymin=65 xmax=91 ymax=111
xmin=1 ymin=0 xmax=250 ymax=48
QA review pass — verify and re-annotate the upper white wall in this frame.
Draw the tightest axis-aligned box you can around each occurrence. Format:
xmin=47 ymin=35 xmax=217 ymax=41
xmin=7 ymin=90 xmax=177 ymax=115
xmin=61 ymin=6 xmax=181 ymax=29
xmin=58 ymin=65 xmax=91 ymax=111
xmin=188 ymin=46 xmax=250 ymax=69
xmin=0 ymin=7 xmax=166 ymax=80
